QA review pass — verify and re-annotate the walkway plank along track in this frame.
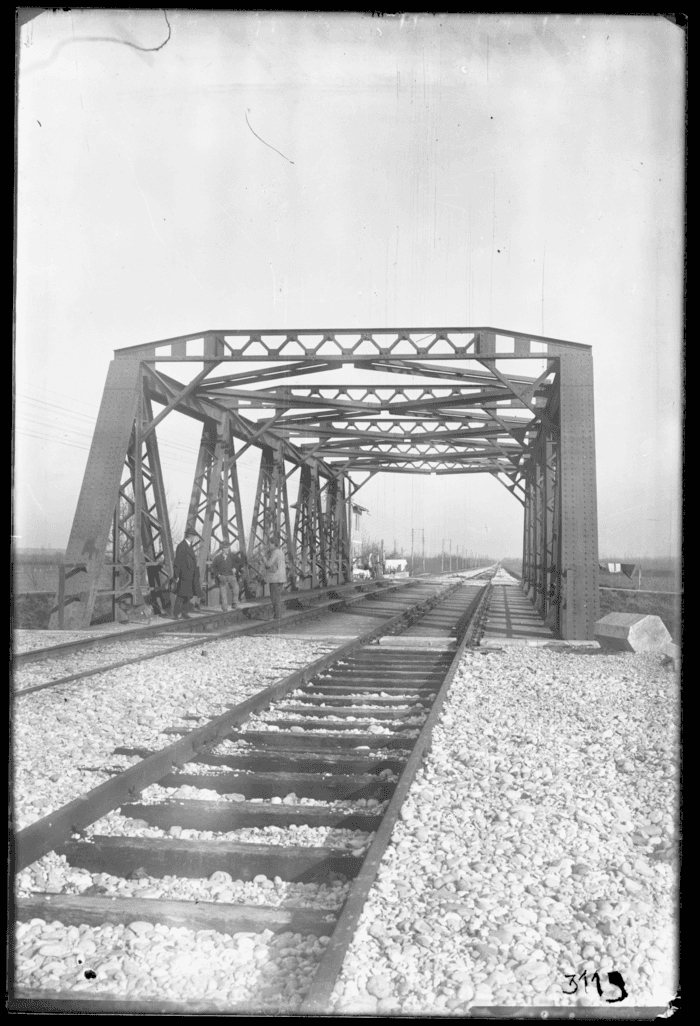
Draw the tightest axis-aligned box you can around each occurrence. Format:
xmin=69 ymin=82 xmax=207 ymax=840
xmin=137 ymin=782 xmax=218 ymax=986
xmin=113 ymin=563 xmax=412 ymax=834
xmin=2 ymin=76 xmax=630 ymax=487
xmin=11 ymin=579 xmax=491 ymax=1013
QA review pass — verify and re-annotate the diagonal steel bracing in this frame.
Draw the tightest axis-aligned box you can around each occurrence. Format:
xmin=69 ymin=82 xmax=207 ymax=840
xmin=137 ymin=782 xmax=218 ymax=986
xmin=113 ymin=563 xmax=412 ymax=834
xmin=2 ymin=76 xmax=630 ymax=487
xmin=55 ymin=327 xmax=598 ymax=638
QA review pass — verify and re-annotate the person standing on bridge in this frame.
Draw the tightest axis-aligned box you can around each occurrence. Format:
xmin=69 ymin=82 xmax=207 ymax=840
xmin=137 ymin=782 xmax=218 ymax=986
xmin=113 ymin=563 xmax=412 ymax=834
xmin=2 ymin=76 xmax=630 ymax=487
xmin=211 ymin=542 xmax=243 ymax=612
xmin=146 ymin=554 xmax=169 ymax=617
xmin=262 ymin=533 xmax=287 ymax=620
xmin=172 ymin=527 xmax=201 ymax=619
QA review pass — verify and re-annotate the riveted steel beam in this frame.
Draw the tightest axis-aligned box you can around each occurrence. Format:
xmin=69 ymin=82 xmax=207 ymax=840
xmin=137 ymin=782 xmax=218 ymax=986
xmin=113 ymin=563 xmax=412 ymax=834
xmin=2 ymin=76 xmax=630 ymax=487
xmin=58 ymin=327 xmax=597 ymax=638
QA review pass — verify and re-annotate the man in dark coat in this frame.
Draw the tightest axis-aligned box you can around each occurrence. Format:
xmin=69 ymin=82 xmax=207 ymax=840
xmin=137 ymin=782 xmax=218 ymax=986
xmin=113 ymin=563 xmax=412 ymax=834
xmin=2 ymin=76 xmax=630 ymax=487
xmin=172 ymin=527 xmax=201 ymax=619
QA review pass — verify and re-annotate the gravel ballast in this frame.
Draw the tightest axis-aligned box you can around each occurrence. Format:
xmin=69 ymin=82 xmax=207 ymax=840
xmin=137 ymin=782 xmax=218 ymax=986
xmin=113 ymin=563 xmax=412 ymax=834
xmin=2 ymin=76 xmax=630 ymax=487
xmin=13 ymin=637 xmax=195 ymax=691
xmin=15 ymin=848 xmax=350 ymax=912
xmin=13 ymin=919 xmax=331 ymax=1008
xmin=12 ymin=637 xmax=335 ymax=830
xmin=14 ymin=625 xmax=154 ymax=654
xmin=13 ymin=611 xmax=679 ymax=1014
xmin=331 ymin=646 xmax=680 ymax=1014
xmin=65 ymin=809 xmax=375 ymax=851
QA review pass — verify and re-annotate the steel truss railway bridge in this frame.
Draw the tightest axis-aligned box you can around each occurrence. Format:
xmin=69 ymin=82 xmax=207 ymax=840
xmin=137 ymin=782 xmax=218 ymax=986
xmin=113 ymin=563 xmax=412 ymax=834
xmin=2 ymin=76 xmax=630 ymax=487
xmin=52 ymin=327 xmax=599 ymax=639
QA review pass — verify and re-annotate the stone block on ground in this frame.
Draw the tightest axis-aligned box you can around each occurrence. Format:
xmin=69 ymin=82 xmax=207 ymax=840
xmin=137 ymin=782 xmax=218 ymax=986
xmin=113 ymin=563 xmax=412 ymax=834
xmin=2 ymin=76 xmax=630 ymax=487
xmin=595 ymin=612 xmax=671 ymax=653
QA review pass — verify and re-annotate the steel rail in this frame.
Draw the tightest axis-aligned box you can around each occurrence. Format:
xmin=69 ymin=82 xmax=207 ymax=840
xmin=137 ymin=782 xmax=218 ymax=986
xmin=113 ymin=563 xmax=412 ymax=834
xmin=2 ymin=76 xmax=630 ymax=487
xmin=13 ymin=578 xmax=463 ymax=871
xmin=14 ymin=578 xmax=413 ymax=668
xmin=12 ymin=578 xmax=422 ymax=697
xmin=299 ymin=581 xmax=492 ymax=1013
xmin=10 ymin=577 xmax=494 ymax=1013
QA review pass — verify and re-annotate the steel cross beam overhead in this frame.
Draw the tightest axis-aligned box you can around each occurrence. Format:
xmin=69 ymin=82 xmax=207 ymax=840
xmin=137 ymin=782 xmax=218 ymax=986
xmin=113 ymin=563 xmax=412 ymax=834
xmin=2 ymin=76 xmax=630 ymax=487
xmin=53 ymin=327 xmax=599 ymax=638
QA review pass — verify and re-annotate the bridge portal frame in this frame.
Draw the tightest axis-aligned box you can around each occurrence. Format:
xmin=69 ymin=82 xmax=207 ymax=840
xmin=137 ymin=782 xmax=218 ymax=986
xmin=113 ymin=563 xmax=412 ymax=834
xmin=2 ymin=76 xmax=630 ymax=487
xmin=51 ymin=326 xmax=598 ymax=638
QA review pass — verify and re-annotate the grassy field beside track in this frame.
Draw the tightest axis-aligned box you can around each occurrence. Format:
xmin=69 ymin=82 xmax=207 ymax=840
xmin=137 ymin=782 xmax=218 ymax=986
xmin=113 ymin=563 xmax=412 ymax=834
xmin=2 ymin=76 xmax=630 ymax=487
xmin=500 ymin=558 xmax=681 ymax=643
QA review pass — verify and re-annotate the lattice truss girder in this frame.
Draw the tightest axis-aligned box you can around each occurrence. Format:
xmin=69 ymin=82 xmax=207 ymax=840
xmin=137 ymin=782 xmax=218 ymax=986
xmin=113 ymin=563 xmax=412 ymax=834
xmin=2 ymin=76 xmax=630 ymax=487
xmin=53 ymin=328 xmax=599 ymax=639
xmin=521 ymin=428 xmax=559 ymax=624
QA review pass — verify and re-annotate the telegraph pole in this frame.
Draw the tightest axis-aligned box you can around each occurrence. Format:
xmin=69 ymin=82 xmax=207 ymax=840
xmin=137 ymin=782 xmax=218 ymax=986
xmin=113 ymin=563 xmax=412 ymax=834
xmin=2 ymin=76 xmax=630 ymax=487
xmin=411 ymin=529 xmax=414 ymax=576
xmin=449 ymin=539 xmax=452 ymax=572
xmin=442 ymin=540 xmax=445 ymax=572
xmin=422 ymin=528 xmax=425 ymax=573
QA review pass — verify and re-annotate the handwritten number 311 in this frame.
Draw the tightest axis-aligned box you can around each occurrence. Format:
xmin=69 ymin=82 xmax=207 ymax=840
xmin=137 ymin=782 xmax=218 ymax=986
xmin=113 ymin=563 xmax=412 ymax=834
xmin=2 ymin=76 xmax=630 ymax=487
xmin=563 ymin=971 xmax=628 ymax=1002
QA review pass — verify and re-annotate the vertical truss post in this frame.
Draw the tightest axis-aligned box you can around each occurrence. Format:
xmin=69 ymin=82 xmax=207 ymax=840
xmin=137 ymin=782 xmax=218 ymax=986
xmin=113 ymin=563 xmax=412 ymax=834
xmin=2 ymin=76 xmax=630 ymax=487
xmin=526 ymin=453 xmax=541 ymax=608
xmin=555 ymin=348 xmax=599 ymax=638
xmin=111 ymin=387 xmax=174 ymax=610
xmin=313 ymin=468 xmax=328 ymax=588
xmin=184 ymin=419 xmax=248 ymax=582
xmin=220 ymin=424 xmax=247 ymax=554
xmin=523 ymin=430 xmax=555 ymax=621
xmin=114 ymin=453 xmax=135 ymax=604
xmin=279 ymin=450 xmax=296 ymax=590
xmin=324 ymin=477 xmax=340 ymax=586
xmin=131 ymin=386 xmax=145 ymax=606
xmin=522 ymin=467 xmax=533 ymax=592
xmin=201 ymin=431 xmax=225 ymax=579
xmin=293 ymin=465 xmax=323 ymax=590
xmin=185 ymin=423 xmax=221 ymax=581
xmin=143 ymin=397 xmax=174 ymax=581
xmin=248 ymin=443 xmax=296 ymax=589
xmin=325 ymin=474 xmax=351 ymax=586
xmin=316 ymin=470 xmax=328 ymax=587
xmin=293 ymin=467 xmax=310 ymax=589
xmin=248 ymin=446 xmax=273 ymax=564
xmin=186 ymin=427 xmax=213 ymax=536
xmin=344 ymin=480 xmax=353 ymax=584
xmin=543 ymin=433 xmax=559 ymax=627
xmin=534 ymin=446 xmax=546 ymax=617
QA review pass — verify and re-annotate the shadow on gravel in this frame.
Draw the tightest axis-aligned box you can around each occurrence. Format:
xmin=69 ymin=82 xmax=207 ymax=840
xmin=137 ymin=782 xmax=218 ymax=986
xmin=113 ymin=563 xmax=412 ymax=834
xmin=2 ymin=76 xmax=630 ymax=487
xmin=543 ymin=645 xmax=611 ymax=656
xmin=481 ymin=645 xmax=631 ymax=657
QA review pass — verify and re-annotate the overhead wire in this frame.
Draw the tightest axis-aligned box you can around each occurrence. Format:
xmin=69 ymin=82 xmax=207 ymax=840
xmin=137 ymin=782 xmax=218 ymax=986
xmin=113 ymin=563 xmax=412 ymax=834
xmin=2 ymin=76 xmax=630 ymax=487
xmin=17 ymin=403 xmax=263 ymax=486
xmin=16 ymin=392 xmax=243 ymax=463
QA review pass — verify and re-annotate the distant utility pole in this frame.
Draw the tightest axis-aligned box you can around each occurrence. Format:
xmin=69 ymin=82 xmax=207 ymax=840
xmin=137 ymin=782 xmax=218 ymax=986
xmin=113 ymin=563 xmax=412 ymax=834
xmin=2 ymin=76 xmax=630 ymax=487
xmin=442 ymin=539 xmax=445 ymax=572
xmin=449 ymin=539 xmax=452 ymax=572
xmin=422 ymin=529 xmax=425 ymax=573
xmin=410 ymin=529 xmax=414 ymax=575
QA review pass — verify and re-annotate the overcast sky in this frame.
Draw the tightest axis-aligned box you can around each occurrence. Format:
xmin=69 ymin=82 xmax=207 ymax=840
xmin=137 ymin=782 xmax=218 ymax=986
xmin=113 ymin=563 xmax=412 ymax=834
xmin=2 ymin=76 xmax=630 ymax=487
xmin=16 ymin=12 xmax=683 ymax=560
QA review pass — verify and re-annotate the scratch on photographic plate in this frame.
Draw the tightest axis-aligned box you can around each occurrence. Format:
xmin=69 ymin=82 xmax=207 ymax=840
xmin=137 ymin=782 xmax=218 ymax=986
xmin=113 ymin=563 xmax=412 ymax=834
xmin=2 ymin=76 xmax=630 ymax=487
xmin=245 ymin=110 xmax=294 ymax=165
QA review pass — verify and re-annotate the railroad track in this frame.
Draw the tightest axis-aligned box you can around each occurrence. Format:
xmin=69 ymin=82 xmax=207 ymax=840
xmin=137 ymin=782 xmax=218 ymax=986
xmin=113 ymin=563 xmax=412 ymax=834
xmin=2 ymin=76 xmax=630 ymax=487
xmin=11 ymin=573 xmax=494 ymax=1013
xmin=12 ymin=577 xmax=426 ymax=697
